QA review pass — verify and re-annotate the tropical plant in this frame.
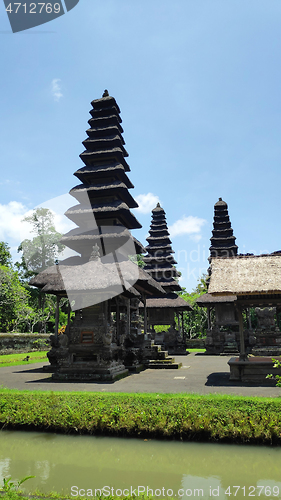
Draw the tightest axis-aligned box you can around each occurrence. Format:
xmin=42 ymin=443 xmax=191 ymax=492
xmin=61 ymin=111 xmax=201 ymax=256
xmin=266 ymin=358 xmax=281 ymax=386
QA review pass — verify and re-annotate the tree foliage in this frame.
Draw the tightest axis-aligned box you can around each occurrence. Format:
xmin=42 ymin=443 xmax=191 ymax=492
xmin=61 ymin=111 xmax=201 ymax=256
xmin=17 ymin=207 xmax=65 ymax=277
xmin=0 ymin=265 xmax=31 ymax=332
xmin=178 ymin=275 xmax=208 ymax=338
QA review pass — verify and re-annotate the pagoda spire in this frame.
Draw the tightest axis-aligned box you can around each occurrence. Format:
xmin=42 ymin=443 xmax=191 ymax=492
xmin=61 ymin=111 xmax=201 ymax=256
xmin=209 ymin=198 xmax=238 ymax=258
xmin=61 ymin=91 xmax=142 ymax=259
xmin=143 ymin=204 xmax=181 ymax=292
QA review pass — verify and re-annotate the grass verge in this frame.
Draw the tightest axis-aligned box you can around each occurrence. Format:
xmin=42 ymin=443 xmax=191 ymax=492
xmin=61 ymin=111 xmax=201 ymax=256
xmin=186 ymin=349 xmax=205 ymax=353
xmin=0 ymin=389 xmax=281 ymax=445
xmin=0 ymin=352 xmax=48 ymax=368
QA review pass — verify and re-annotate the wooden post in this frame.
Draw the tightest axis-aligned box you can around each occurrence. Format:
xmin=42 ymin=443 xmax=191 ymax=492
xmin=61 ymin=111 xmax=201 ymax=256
xmin=248 ymin=308 xmax=252 ymax=330
xmin=177 ymin=311 xmax=181 ymax=336
xmin=143 ymin=294 xmax=147 ymax=335
xmin=127 ymin=299 xmax=130 ymax=336
xmin=55 ymin=295 xmax=60 ymax=343
xmin=207 ymin=306 xmax=211 ymax=330
xmin=237 ymin=307 xmax=247 ymax=361
xmin=181 ymin=312 xmax=184 ymax=341
xmin=66 ymin=300 xmax=71 ymax=335
xmin=116 ymin=299 xmax=120 ymax=342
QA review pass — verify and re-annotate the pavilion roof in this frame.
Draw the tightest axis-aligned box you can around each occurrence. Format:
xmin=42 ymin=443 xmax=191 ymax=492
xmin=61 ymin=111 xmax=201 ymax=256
xmin=196 ymin=292 xmax=237 ymax=306
xmin=208 ymin=255 xmax=281 ymax=296
xmin=140 ymin=293 xmax=192 ymax=311
xmin=29 ymin=258 xmax=165 ymax=297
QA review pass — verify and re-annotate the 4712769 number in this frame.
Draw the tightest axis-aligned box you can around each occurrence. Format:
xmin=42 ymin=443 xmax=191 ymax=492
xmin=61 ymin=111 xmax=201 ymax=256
xmin=6 ymin=3 xmax=61 ymax=14
xmin=224 ymin=486 xmax=280 ymax=496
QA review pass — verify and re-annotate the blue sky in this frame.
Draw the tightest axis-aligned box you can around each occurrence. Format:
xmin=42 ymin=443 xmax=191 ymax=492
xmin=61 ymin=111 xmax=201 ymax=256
xmin=1 ymin=0 xmax=281 ymax=291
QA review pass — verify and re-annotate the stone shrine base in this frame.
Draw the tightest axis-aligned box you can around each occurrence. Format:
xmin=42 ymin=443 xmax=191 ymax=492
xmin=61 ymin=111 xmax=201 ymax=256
xmin=52 ymin=364 xmax=128 ymax=382
xmin=228 ymin=356 xmax=281 ymax=383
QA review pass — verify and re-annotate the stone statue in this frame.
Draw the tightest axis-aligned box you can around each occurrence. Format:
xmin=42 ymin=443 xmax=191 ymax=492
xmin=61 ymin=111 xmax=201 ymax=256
xmin=255 ymin=307 xmax=276 ymax=330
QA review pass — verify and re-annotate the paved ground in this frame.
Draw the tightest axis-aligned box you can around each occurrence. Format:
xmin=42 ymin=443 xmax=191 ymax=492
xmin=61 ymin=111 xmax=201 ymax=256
xmin=0 ymin=353 xmax=280 ymax=397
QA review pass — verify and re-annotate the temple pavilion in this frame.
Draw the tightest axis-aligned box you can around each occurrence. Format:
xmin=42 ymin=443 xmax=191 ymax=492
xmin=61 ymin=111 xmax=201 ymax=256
xmin=141 ymin=203 xmax=192 ymax=352
xmin=30 ymin=91 xmax=166 ymax=381
xmin=198 ymin=198 xmax=281 ymax=366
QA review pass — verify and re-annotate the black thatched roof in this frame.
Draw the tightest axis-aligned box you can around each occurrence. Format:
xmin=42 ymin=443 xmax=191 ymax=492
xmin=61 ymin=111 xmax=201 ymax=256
xmin=65 ymin=201 xmax=142 ymax=230
xmin=196 ymin=292 xmax=237 ymax=306
xmin=139 ymin=293 xmax=192 ymax=311
xmin=29 ymin=258 xmax=165 ymax=298
xmin=74 ymin=162 xmax=132 ymax=182
xmin=70 ymin=181 xmax=138 ymax=209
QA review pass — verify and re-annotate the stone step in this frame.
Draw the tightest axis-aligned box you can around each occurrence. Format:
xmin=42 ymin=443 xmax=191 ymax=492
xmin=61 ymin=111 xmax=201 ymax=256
xmin=147 ymin=361 xmax=182 ymax=369
xmin=156 ymin=350 xmax=169 ymax=360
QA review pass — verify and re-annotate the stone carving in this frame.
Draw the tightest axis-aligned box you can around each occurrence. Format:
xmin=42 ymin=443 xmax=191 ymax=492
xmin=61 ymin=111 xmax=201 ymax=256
xmin=255 ymin=307 xmax=276 ymax=330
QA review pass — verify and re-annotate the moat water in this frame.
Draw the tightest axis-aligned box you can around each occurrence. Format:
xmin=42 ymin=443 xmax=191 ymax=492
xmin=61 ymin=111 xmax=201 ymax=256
xmin=0 ymin=431 xmax=281 ymax=499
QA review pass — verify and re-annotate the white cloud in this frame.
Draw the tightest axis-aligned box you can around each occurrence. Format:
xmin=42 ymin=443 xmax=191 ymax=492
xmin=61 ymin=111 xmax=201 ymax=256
xmin=51 ymin=78 xmax=63 ymax=102
xmin=135 ymin=193 xmax=160 ymax=214
xmin=169 ymin=215 xmax=206 ymax=238
xmin=0 ymin=201 xmax=32 ymax=243
xmin=0 ymin=195 xmax=76 ymax=263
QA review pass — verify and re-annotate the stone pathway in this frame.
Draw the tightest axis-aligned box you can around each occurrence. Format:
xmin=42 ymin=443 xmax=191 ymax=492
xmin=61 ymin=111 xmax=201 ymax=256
xmin=0 ymin=353 xmax=280 ymax=397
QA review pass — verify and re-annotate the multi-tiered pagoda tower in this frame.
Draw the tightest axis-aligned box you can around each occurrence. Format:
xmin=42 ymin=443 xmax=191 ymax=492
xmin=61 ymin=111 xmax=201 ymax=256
xmin=209 ymin=198 xmax=238 ymax=258
xmin=61 ymin=90 xmax=142 ymax=260
xmin=143 ymin=203 xmax=181 ymax=292
xmin=197 ymin=198 xmax=239 ymax=354
xmin=142 ymin=203 xmax=191 ymax=351
xmin=30 ymin=91 xmax=165 ymax=380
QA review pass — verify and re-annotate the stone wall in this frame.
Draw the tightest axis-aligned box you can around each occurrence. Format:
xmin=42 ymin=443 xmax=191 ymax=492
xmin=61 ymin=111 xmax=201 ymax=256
xmin=0 ymin=333 xmax=50 ymax=354
xmin=185 ymin=338 xmax=206 ymax=349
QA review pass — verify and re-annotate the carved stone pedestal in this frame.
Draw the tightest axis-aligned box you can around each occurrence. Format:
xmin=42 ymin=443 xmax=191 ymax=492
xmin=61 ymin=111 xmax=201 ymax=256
xmin=51 ymin=302 xmax=128 ymax=382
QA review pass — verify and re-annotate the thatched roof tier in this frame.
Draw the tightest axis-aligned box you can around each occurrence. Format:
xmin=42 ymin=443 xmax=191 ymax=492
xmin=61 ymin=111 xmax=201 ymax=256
xmin=88 ymin=115 xmax=123 ymax=130
xmin=209 ymin=198 xmax=238 ymax=258
xmin=91 ymin=95 xmax=121 ymax=111
xmin=86 ymin=124 xmax=124 ymax=139
xmin=145 ymin=244 xmax=174 ymax=252
xmin=148 ymin=229 xmax=170 ymax=236
xmin=149 ymin=270 xmax=180 ymax=280
xmin=82 ymin=137 xmax=128 ymax=156
xmin=143 ymin=255 xmax=177 ymax=265
xmin=65 ymin=201 xmax=142 ymax=230
xmin=60 ymin=229 xmax=145 ymax=256
xmin=196 ymin=292 xmax=237 ymax=306
xmin=29 ymin=259 xmax=165 ymax=298
xmin=208 ymin=255 xmax=281 ymax=296
xmin=79 ymin=148 xmax=130 ymax=168
xmin=146 ymin=237 xmax=172 ymax=246
xmin=139 ymin=293 xmax=192 ymax=311
xmin=70 ymin=181 xmax=138 ymax=208
xmin=89 ymin=105 xmax=120 ymax=119
xmin=74 ymin=163 xmax=131 ymax=181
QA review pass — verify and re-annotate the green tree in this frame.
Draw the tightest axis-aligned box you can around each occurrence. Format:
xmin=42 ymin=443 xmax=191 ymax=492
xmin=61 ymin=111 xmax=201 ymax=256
xmin=0 ymin=265 xmax=31 ymax=332
xmin=178 ymin=275 xmax=208 ymax=338
xmin=17 ymin=207 xmax=65 ymax=277
xmin=0 ymin=242 xmax=13 ymax=267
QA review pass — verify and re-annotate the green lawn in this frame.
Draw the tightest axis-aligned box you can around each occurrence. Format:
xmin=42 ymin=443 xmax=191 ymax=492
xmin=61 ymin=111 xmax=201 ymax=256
xmin=0 ymin=351 xmax=48 ymax=368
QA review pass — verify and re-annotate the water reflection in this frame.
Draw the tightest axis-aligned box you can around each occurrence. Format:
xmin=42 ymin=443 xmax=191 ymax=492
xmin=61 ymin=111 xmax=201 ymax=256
xmin=0 ymin=431 xmax=280 ymax=499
